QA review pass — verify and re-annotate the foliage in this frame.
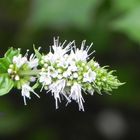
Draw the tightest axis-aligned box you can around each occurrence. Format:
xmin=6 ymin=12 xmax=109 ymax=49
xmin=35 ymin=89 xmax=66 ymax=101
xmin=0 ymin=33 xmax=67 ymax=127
xmin=0 ymin=0 xmax=139 ymax=139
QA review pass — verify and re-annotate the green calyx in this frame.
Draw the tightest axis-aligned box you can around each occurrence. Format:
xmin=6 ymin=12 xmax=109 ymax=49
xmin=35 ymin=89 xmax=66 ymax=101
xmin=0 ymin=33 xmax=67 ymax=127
xmin=88 ymin=60 xmax=125 ymax=94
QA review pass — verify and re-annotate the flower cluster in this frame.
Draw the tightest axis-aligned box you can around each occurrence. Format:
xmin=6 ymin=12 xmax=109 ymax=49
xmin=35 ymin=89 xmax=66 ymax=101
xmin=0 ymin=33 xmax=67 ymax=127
xmin=7 ymin=50 xmax=40 ymax=105
xmin=0 ymin=38 xmax=124 ymax=111
xmin=38 ymin=39 xmax=100 ymax=111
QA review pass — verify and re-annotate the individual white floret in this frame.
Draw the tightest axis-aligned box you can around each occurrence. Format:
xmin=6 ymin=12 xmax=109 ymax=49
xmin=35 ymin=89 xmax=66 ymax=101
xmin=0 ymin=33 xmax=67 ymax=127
xmin=28 ymin=53 xmax=39 ymax=68
xmin=69 ymin=83 xmax=85 ymax=111
xmin=21 ymin=83 xmax=40 ymax=105
xmin=48 ymin=79 xmax=67 ymax=109
xmin=15 ymin=75 xmax=20 ymax=81
xmin=83 ymin=69 xmax=96 ymax=83
xmin=39 ymin=72 xmax=52 ymax=86
xmin=13 ymin=54 xmax=27 ymax=68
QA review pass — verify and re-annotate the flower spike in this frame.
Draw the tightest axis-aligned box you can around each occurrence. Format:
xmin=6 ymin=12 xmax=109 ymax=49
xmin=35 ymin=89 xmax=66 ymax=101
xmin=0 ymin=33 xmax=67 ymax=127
xmin=0 ymin=37 xmax=124 ymax=111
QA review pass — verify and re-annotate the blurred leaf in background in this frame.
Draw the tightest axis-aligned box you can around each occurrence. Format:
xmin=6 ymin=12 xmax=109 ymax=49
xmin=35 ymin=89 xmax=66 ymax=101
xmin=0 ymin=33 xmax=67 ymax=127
xmin=27 ymin=0 xmax=98 ymax=29
xmin=111 ymin=0 xmax=140 ymax=43
xmin=111 ymin=0 xmax=140 ymax=12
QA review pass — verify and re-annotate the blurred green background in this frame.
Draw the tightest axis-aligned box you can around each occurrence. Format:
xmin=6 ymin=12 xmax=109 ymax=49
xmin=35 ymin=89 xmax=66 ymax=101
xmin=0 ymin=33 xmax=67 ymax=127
xmin=0 ymin=0 xmax=140 ymax=140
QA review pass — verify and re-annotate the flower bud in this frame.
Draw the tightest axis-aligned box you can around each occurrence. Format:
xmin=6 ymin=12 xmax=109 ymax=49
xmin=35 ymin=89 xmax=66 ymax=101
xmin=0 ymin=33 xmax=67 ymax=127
xmin=15 ymin=75 xmax=20 ymax=81
xmin=8 ymin=69 xmax=13 ymax=74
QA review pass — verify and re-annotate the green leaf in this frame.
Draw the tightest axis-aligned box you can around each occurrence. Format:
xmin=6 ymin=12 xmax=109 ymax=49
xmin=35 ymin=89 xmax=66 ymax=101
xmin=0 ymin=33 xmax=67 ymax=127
xmin=0 ymin=75 xmax=14 ymax=96
xmin=28 ymin=0 xmax=98 ymax=28
xmin=0 ymin=48 xmax=20 ymax=73
xmin=111 ymin=6 xmax=140 ymax=43
xmin=0 ymin=58 xmax=10 ymax=73
xmin=112 ymin=0 xmax=140 ymax=12
xmin=5 ymin=47 xmax=20 ymax=63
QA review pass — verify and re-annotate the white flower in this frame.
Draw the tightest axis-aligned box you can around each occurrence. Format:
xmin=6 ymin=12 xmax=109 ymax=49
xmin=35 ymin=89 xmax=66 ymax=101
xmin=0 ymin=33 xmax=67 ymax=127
xmin=52 ymin=37 xmax=73 ymax=57
xmin=39 ymin=72 xmax=52 ymax=86
xmin=69 ymin=83 xmax=85 ymax=111
xmin=8 ymin=69 xmax=12 ymax=74
xmin=13 ymin=54 xmax=27 ymax=68
xmin=48 ymin=66 xmax=58 ymax=78
xmin=73 ymin=72 xmax=78 ymax=78
xmin=48 ymin=79 xmax=69 ymax=109
xmin=57 ymin=74 xmax=62 ymax=80
xmin=93 ymin=62 xmax=100 ymax=68
xmin=43 ymin=52 xmax=54 ymax=62
xmin=30 ymin=76 xmax=36 ymax=82
xmin=74 ymin=49 xmax=88 ymax=61
xmin=21 ymin=83 xmax=40 ymax=105
xmin=83 ymin=69 xmax=96 ymax=83
xmin=68 ymin=62 xmax=78 ymax=72
xmin=52 ymin=71 xmax=59 ymax=78
xmin=69 ymin=40 xmax=94 ymax=62
xmin=57 ymin=58 xmax=68 ymax=68
xmin=15 ymin=75 xmax=20 ymax=81
xmin=67 ymin=50 xmax=75 ymax=62
xmin=68 ymin=41 xmax=88 ymax=62
xmin=87 ymin=89 xmax=94 ymax=95
xmin=43 ymin=38 xmax=74 ymax=64
xmin=28 ymin=54 xmax=39 ymax=68
xmin=63 ymin=70 xmax=71 ymax=78
xmin=52 ymin=45 xmax=67 ymax=59
xmin=13 ymin=51 xmax=38 ymax=69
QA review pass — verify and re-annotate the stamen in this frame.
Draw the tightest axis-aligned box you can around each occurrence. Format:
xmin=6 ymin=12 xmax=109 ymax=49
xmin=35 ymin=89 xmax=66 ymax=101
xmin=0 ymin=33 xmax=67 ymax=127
xmin=86 ymin=42 xmax=93 ymax=52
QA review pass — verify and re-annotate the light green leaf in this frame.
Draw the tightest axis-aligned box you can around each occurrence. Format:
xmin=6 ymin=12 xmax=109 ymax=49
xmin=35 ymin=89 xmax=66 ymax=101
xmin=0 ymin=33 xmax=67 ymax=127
xmin=0 ymin=58 xmax=10 ymax=73
xmin=28 ymin=0 xmax=98 ymax=28
xmin=112 ymin=0 xmax=140 ymax=12
xmin=0 ymin=48 xmax=20 ymax=73
xmin=5 ymin=47 xmax=20 ymax=63
xmin=0 ymin=75 xmax=14 ymax=96
xmin=111 ymin=6 xmax=140 ymax=43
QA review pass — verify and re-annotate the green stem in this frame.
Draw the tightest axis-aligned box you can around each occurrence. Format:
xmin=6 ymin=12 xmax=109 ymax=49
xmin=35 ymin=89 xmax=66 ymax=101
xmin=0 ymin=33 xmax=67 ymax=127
xmin=19 ymin=69 xmax=41 ymax=76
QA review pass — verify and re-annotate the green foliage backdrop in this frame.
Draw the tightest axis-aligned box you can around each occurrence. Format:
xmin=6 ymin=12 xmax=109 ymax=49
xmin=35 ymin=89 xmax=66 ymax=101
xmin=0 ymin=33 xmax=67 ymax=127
xmin=0 ymin=0 xmax=140 ymax=140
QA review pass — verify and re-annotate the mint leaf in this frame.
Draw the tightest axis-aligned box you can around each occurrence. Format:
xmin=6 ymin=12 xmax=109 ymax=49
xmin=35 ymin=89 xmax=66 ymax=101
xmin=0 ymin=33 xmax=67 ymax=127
xmin=0 ymin=75 xmax=14 ymax=96
xmin=5 ymin=47 xmax=20 ymax=63
xmin=0 ymin=48 xmax=20 ymax=73
xmin=0 ymin=58 xmax=10 ymax=73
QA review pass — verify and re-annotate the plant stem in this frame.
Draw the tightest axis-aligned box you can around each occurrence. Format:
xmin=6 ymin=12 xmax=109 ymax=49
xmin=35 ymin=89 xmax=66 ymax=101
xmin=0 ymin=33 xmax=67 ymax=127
xmin=19 ymin=69 xmax=41 ymax=76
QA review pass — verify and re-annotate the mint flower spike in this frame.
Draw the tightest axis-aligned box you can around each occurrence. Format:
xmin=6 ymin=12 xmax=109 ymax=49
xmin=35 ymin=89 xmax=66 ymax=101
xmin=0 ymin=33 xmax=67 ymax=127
xmin=37 ymin=37 xmax=124 ymax=111
xmin=22 ymin=83 xmax=40 ymax=105
xmin=0 ymin=38 xmax=124 ymax=111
